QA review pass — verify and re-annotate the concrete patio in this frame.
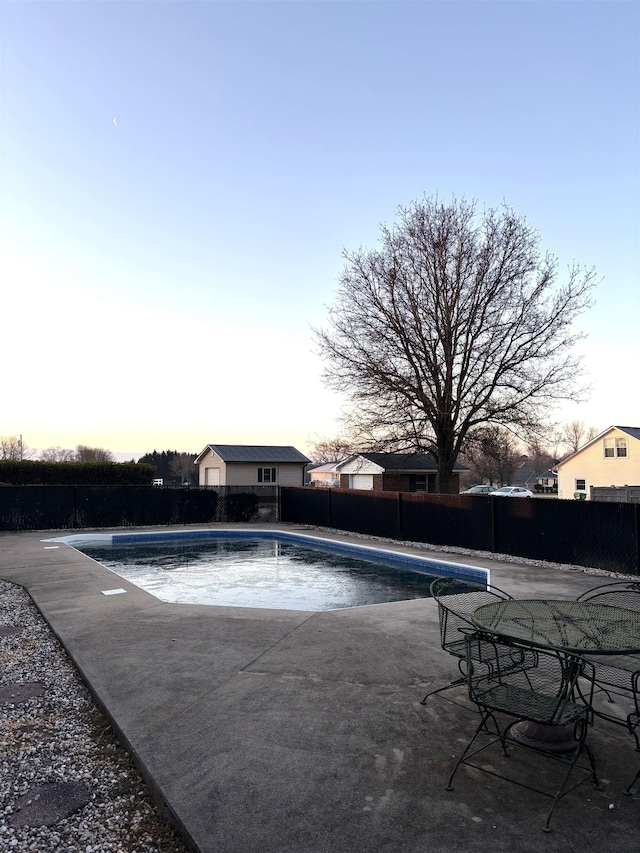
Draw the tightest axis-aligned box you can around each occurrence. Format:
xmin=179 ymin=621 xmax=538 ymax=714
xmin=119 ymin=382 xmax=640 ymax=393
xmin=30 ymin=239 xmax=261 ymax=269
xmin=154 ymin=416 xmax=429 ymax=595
xmin=1 ymin=524 xmax=638 ymax=852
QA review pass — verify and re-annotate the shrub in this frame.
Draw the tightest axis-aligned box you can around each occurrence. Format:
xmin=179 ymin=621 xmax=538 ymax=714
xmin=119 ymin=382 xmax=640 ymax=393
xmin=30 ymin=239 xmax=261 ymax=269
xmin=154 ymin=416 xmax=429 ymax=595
xmin=0 ymin=460 xmax=155 ymax=485
xmin=225 ymin=492 xmax=259 ymax=522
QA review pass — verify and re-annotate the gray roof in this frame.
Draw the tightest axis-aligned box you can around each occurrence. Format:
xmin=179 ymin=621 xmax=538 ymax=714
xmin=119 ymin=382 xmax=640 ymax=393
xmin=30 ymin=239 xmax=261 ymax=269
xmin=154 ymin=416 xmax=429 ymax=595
xmin=615 ymin=426 xmax=640 ymax=441
xmin=355 ymin=452 xmax=467 ymax=472
xmin=538 ymin=469 xmax=558 ymax=480
xmin=206 ymin=444 xmax=310 ymax=464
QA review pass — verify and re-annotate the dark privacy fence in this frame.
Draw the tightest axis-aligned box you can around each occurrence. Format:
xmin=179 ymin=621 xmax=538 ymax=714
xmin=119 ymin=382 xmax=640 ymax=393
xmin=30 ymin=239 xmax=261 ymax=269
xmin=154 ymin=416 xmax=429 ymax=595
xmin=281 ymin=487 xmax=640 ymax=575
xmin=4 ymin=484 xmax=638 ymax=575
xmin=0 ymin=486 xmax=278 ymax=531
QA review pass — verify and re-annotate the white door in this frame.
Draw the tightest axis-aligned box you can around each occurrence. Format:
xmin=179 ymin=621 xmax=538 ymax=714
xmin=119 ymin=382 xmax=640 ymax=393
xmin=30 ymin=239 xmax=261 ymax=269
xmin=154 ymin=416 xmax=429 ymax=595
xmin=205 ymin=468 xmax=220 ymax=486
xmin=350 ymin=474 xmax=374 ymax=490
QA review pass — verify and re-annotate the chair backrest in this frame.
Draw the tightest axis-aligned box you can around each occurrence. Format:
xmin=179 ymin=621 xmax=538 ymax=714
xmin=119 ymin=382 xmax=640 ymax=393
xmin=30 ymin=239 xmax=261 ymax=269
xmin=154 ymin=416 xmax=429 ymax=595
xmin=576 ymin=580 xmax=640 ymax=610
xmin=430 ymin=576 xmax=513 ymax=655
xmin=465 ymin=634 xmax=585 ymax=725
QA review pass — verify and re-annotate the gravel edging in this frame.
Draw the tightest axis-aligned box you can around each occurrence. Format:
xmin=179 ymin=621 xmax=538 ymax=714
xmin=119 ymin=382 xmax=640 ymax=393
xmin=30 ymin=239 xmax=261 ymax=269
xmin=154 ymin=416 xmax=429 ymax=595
xmin=302 ymin=525 xmax=636 ymax=579
xmin=0 ymin=579 xmax=190 ymax=853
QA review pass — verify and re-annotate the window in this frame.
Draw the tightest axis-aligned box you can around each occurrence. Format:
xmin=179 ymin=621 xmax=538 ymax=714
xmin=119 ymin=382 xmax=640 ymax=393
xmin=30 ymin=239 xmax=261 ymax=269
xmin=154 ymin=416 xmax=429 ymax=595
xmin=604 ymin=436 xmax=628 ymax=458
xmin=410 ymin=474 xmax=435 ymax=492
xmin=575 ymin=479 xmax=586 ymax=491
xmin=616 ymin=437 xmax=628 ymax=458
xmin=413 ymin=475 xmax=427 ymax=492
xmin=258 ymin=467 xmax=277 ymax=483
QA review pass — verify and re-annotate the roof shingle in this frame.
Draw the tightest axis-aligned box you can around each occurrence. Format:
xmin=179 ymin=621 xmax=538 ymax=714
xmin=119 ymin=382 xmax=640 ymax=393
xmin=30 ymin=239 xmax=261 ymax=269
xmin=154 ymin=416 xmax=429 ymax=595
xmin=207 ymin=445 xmax=310 ymax=463
xmin=348 ymin=452 xmax=467 ymax=472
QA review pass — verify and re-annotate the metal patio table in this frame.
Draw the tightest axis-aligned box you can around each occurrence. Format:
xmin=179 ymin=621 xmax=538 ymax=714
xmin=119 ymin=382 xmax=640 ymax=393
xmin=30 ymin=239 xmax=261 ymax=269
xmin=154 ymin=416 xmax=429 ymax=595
xmin=471 ymin=599 xmax=640 ymax=750
xmin=472 ymin=599 xmax=640 ymax=657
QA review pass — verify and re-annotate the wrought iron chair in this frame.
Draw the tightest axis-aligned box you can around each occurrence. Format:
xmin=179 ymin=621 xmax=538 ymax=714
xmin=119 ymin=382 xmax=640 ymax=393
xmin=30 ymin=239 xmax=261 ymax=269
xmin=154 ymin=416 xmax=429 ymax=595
xmin=446 ymin=634 xmax=598 ymax=832
xmin=575 ymin=581 xmax=640 ymax=747
xmin=576 ymin=579 xmax=640 ymax=607
xmin=421 ymin=576 xmax=516 ymax=705
xmin=625 ymin=710 xmax=640 ymax=796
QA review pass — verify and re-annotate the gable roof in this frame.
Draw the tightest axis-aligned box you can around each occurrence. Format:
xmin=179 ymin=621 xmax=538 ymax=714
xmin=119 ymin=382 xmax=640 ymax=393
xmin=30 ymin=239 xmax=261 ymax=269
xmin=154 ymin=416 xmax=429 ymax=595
xmin=554 ymin=425 xmax=640 ymax=468
xmin=512 ymin=456 xmax=558 ymax=486
xmin=307 ymin=462 xmax=340 ymax=473
xmin=537 ymin=469 xmax=558 ymax=481
xmin=617 ymin=426 xmax=640 ymax=441
xmin=196 ymin=444 xmax=310 ymax=464
xmin=336 ymin=452 xmax=467 ymax=472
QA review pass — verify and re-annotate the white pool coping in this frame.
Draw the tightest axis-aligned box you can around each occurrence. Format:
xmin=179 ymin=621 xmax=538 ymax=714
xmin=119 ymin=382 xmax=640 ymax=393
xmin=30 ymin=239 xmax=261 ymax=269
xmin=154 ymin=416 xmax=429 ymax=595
xmin=43 ymin=528 xmax=490 ymax=585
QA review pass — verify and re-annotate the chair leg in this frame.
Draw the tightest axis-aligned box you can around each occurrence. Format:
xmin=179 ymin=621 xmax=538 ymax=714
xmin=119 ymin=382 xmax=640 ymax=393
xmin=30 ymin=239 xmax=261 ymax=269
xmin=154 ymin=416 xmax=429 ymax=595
xmin=423 ymin=655 xmax=491 ymax=705
xmin=591 ymin=682 xmax=615 ymax=704
xmin=583 ymin=742 xmax=599 ymax=788
xmin=541 ymin=733 xmax=597 ymax=832
xmin=624 ymin=767 xmax=640 ymax=796
xmin=445 ymin=710 xmax=503 ymax=791
xmin=448 ymin=713 xmax=597 ymax=833
xmin=421 ymin=675 xmax=466 ymax=705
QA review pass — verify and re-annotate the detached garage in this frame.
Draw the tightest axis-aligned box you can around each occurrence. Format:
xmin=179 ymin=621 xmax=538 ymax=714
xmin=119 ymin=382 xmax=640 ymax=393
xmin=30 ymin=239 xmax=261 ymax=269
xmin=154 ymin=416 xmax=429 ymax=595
xmin=195 ymin=444 xmax=310 ymax=487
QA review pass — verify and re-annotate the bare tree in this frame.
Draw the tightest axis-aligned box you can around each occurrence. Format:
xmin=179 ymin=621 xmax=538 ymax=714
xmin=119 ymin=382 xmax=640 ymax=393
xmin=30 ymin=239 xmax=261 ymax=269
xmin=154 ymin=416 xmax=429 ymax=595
xmin=75 ymin=445 xmax=115 ymax=463
xmin=559 ymin=420 xmax=599 ymax=454
xmin=0 ymin=435 xmax=31 ymax=460
xmin=40 ymin=447 xmax=77 ymax=462
xmin=170 ymin=453 xmax=197 ymax=484
xmin=525 ymin=437 xmax=557 ymax=476
xmin=315 ymin=196 xmax=597 ymax=492
xmin=463 ymin=426 xmax=523 ymax=487
xmin=308 ymin=436 xmax=354 ymax=465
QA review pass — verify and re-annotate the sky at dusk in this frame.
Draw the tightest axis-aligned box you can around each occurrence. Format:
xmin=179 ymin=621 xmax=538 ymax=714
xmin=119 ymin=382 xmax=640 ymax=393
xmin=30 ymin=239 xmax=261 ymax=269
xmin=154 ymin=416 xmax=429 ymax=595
xmin=1 ymin=1 xmax=638 ymax=461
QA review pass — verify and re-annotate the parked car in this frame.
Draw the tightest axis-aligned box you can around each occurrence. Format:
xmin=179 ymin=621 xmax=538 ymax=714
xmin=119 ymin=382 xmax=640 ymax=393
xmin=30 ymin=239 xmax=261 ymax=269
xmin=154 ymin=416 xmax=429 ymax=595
xmin=460 ymin=485 xmax=495 ymax=495
xmin=492 ymin=486 xmax=534 ymax=498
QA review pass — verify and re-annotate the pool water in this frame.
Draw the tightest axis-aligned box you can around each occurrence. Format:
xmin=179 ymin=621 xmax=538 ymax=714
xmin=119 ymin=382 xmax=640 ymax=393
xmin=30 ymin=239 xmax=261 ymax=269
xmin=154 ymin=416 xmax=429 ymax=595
xmin=78 ymin=536 xmax=444 ymax=611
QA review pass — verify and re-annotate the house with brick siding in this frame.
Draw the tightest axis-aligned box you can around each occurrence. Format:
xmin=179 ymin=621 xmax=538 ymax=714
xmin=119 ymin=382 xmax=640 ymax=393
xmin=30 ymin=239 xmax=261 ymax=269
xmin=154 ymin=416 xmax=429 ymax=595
xmin=335 ymin=452 xmax=466 ymax=494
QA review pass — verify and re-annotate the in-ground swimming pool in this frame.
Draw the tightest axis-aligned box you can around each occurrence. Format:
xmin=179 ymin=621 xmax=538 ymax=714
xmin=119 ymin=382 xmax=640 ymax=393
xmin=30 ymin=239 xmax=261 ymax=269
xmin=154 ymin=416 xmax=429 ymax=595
xmin=52 ymin=530 xmax=488 ymax=611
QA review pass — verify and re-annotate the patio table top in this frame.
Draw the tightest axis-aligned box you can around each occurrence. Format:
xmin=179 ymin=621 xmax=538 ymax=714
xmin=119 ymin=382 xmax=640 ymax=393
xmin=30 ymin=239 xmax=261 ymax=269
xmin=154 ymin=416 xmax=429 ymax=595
xmin=472 ymin=599 xmax=640 ymax=656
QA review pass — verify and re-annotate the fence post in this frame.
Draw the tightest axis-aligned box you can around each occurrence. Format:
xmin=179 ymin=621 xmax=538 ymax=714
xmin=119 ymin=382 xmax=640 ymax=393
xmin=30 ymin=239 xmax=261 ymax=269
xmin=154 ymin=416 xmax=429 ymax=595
xmin=328 ymin=487 xmax=333 ymax=529
xmin=635 ymin=504 xmax=640 ymax=575
xmin=491 ymin=496 xmax=498 ymax=554
xmin=397 ymin=492 xmax=403 ymax=540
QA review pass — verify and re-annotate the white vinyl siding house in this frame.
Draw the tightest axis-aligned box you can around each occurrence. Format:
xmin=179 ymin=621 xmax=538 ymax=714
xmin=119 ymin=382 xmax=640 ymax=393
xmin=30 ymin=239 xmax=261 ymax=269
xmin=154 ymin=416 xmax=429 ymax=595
xmin=195 ymin=445 xmax=310 ymax=487
xmin=554 ymin=426 xmax=640 ymax=500
xmin=307 ymin=463 xmax=340 ymax=487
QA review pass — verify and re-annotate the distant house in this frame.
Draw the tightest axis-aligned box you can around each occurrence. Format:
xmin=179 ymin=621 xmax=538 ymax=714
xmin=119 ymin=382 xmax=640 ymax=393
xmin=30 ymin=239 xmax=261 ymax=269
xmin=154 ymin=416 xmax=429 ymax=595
xmin=307 ymin=462 xmax=340 ymax=488
xmin=195 ymin=444 xmax=310 ymax=487
xmin=509 ymin=457 xmax=558 ymax=492
xmin=334 ymin=452 xmax=467 ymax=494
xmin=553 ymin=426 xmax=640 ymax=500
xmin=536 ymin=470 xmax=558 ymax=493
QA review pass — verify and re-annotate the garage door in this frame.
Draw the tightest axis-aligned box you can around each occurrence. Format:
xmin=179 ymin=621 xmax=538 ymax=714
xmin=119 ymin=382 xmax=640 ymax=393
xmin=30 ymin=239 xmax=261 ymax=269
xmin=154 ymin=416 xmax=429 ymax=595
xmin=350 ymin=474 xmax=373 ymax=490
xmin=205 ymin=468 xmax=220 ymax=485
